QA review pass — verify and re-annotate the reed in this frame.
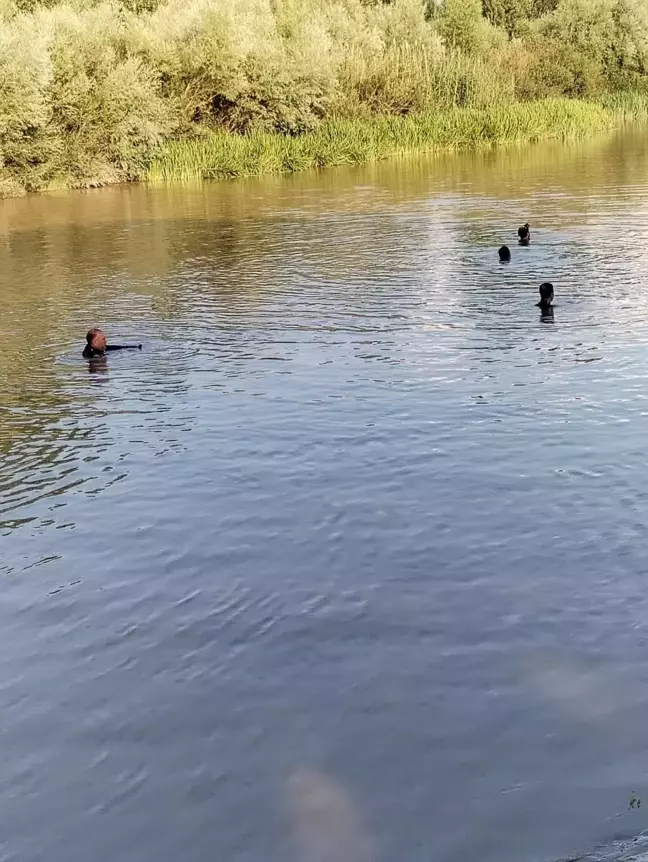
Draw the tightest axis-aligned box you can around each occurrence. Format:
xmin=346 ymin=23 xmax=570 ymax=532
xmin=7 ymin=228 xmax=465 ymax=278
xmin=147 ymin=98 xmax=643 ymax=184
xmin=2 ymin=0 xmax=648 ymax=196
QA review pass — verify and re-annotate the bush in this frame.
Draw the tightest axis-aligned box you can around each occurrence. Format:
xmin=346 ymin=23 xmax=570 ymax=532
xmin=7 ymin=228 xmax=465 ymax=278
xmin=527 ymin=0 xmax=648 ymax=95
xmin=520 ymin=37 xmax=605 ymax=98
xmin=483 ymin=0 xmax=532 ymax=37
xmin=0 ymin=1 xmax=171 ymax=190
xmin=0 ymin=13 xmax=60 ymax=190
xmin=0 ymin=0 xmax=648 ymax=195
xmin=482 ymin=0 xmax=559 ymax=37
xmin=436 ymin=0 xmax=484 ymax=54
xmin=47 ymin=3 xmax=172 ymax=181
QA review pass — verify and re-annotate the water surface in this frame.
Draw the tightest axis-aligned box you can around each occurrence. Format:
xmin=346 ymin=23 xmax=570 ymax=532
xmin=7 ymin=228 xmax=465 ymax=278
xmin=3 ymin=128 xmax=648 ymax=862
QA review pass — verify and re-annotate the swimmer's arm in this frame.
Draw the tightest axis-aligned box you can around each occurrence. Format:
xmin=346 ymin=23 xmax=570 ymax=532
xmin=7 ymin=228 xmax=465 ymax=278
xmin=105 ymin=344 xmax=142 ymax=351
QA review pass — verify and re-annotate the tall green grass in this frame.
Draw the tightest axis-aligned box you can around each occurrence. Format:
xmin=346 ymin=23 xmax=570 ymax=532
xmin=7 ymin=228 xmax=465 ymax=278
xmin=2 ymin=0 xmax=648 ymax=196
xmin=147 ymin=98 xmax=646 ymax=184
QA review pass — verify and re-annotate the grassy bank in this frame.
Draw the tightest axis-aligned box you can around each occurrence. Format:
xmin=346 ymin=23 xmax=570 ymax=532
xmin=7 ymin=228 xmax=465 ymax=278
xmin=147 ymin=98 xmax=648 ymax=184
xmin=3 ymin=0 xmax=648 ymax=196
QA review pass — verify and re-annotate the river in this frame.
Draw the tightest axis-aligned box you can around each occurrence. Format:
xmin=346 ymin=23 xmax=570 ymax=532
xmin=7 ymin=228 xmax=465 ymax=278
xmin=2 ymin=127 xmax=648 ymax=862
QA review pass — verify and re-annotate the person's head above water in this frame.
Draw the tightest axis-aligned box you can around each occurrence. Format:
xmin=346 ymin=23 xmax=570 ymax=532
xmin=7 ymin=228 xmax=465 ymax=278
xmin=86 ymin=327 xmax=107 ymax=353
xmin=498 ymin=245 xmax=511 ymax=262
xmin=83 ymin=329 xmax=142 ymax=358
xmin=537 ymin=282 xmax=554 ymax=305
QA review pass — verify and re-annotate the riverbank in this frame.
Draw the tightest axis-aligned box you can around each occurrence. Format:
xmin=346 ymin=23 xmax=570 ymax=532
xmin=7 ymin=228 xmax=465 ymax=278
xmin=4 ymin=0 xmax=648 ymax=197
xmin=146 ymin=96 xmax=648 ymax=185
xmin=1 ymin=96 xmax=647 ymax=198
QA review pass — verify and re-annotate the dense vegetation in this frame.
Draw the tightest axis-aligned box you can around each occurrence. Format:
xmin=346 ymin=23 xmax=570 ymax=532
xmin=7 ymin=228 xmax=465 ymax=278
xmin=147 ymin=98 xmax=644 ymax=182
xmin=1 ymin=0 xmax=648 ymax=195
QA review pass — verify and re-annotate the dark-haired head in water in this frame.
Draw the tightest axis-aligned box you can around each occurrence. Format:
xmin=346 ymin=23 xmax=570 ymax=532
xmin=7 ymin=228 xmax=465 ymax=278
xmin=498 ymin=245 xmax=511 ymax=262
xmin=83 ymin=328 xmax=142 ymax=358
xmin=536 ymin=282 xmax=554 ymax=308
xmin=518 ymin=223 xmax=530 ymax=246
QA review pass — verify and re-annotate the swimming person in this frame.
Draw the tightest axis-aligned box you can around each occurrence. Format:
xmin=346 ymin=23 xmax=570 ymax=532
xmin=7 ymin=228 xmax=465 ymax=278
xmin=536 ymin=282 xmax=554 ymax=309
xmin=83 ymin=328 xmax=142 ymax=359
xmin=518 ymin=223 xmax=530 ymax=245
xmin=498 ymin=245 xmax=511 ymax=262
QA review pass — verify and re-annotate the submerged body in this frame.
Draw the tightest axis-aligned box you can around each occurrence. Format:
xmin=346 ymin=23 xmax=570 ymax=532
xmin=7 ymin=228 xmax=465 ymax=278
xmin=498 ymin=245 xmax=511 ymax=262
xmin=518 ymin=223 xmax=531 ymax=245
xmin=536 ymin=281 xmax=554 ymax=312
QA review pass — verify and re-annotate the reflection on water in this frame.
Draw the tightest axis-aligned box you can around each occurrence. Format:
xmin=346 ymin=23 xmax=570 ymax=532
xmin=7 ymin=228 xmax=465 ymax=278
xmin=3 ymin=125 xmax=648 ymax=862
xmin=287 ymin=769 xmax=373 ymax=862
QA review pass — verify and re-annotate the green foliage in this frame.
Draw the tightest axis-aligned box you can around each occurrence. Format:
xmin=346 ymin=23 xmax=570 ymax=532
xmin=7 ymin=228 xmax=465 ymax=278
xmin=0 ymin=1 xmax=172 ymax=191
xmin=483 ymin=0 xmax=530 ymax=36
xmin=522 ymin=0 xmax=648 ymax=97
xmin=147 ymin=98 xmax=637 ymax=183
xmin=0 ymin=14 xmax=54 ymax=189
xmin=482 ymin=0 xmax=558 ymax=35
xmin=47 ymin=4 xmax=171 ymax=181
xmin=437 ymin=0 xmax=483 ymax=53
xmin=531 ymin=0 xmax=559 ymax=14
xmin=0 ymin=0 xmax=647 ymax=195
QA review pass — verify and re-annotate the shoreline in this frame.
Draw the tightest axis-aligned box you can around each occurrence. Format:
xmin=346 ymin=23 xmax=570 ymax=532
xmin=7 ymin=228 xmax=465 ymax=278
xmin=1 ymin=96 xmax=647 ymax=199
xmin=146 ymin=97 xmax=648 ymax=186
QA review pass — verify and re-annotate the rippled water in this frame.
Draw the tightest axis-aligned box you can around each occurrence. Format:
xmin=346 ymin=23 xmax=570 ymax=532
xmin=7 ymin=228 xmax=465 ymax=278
xmin=3 ymin=128 xmax=648 ymax=862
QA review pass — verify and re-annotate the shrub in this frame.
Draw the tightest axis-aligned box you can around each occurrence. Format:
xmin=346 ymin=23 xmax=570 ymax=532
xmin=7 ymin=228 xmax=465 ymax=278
xmin=0 ymin=12 xmax=56 ymax=190
xmin=46 ymin=3 xmax=171 ymax=182
xmin=436 ymin=0 xmax=484 ymax=54
xmin=1 ymin=0 xmax=648 ymax=195
xmin=0 ymin=1 xmax=171 ymax=190
xmin=483 ymin=0 xmax=532 ymax=37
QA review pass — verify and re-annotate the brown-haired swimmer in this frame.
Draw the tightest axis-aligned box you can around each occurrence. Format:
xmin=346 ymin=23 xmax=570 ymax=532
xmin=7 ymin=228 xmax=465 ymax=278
xmin=518 ymin=223 xmax=531 ymax=246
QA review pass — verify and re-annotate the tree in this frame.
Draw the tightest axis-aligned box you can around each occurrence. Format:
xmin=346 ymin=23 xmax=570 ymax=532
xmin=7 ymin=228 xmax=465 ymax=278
xmin=483 ymin=0 xmax=530 ymax=35
xmin=438 ymin=0 xmax=483 ymax=52
xmin=482 ymin=0 xmax=558 ymax=36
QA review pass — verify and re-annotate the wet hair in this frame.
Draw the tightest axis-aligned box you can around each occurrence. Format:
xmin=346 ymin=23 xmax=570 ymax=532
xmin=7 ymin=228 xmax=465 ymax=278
xmin=86 ymin=327 xmax=104 ymax=345
xmin=518 ymin=223 xmax=530 ymax=240
xmin=498 ymin=245 xmax=511 ymax=262
xmin=539 ymin=282 xmax=554 ymax=303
